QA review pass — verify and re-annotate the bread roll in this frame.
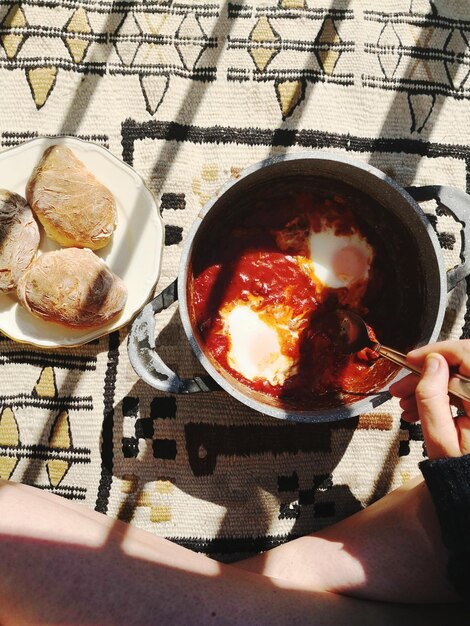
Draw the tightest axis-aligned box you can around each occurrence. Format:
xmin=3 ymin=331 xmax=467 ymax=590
xmin=26 ymin=145 xmax=117 ymax=250
xmin=0 ymin=189 xmax=40 ymax=293
xmin=17 ymin=248 xmax=127 ymax=328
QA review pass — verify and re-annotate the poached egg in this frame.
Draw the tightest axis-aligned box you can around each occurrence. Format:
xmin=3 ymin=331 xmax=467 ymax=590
xmin=221 ymin=304 xmax=297 ymax=386
xmin=307 ymin=227 xmax=373 ymax=289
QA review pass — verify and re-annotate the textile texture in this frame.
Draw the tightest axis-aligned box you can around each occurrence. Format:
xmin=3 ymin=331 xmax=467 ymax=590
xmin=1 ymin=0 xmax=470 ymax=562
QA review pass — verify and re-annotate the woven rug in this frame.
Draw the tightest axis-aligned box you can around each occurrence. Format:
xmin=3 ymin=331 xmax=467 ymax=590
xmin=1 ymin=0 xmax=470 ymax=562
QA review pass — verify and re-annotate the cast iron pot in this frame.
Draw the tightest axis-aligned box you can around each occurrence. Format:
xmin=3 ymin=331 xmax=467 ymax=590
xmin=128 ymin=152 xmax=470 ymax=423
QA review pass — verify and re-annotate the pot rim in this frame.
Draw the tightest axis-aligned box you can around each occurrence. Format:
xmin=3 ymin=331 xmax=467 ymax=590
xmin=178 ymin=151 xmax=447 ymax=422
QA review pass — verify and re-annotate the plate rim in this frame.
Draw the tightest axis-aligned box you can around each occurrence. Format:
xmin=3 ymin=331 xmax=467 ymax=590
xmin=0 ymin=134 xmax=165 ymax=349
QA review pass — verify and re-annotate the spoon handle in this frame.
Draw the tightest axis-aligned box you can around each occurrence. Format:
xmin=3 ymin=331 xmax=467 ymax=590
xmin=448 ymin=374 xmax=470 ymax=402
xmin=378 ymin=346 xmax=422 ymax=375
xmin=378 ymin=345 xmax=470 ymax=402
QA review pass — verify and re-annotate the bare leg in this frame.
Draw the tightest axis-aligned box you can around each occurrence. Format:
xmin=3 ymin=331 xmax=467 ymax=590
xmin=0 ymin=479 xmax=464 ymax=626
xmin=236 ymin=476 xmax=458 ymax=604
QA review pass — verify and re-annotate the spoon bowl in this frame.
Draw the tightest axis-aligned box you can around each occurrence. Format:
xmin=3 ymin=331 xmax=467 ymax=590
xmin=335 ymin=309 xmax=470 ymax=402
xmin=336 ymin=309 xmax=378 ymax=354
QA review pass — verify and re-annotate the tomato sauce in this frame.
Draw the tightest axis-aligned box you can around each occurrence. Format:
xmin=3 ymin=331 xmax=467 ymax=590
xmin=189 ymin=178 xmax=404 ymax=410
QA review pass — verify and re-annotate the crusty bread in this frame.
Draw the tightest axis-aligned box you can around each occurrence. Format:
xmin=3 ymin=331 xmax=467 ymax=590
xmin=0 ymin=189 xmax=40 ymax=293
xmin=26 ymin=145 xmax=117 ymax=250
xmin=17 ymin=248 xmax=127 ymax=328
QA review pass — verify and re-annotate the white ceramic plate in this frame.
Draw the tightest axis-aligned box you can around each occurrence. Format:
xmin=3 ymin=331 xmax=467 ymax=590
xmin=0 ymin=136 xmax=164 ymax=348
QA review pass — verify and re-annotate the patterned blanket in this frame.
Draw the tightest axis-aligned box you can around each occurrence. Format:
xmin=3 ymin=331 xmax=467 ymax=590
xmin=1 ymin=0 xmax=470 ymax=562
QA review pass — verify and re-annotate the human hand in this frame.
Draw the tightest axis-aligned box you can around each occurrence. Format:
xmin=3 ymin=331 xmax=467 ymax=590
xmin=389 ymin=340 xmax=470 ymax=460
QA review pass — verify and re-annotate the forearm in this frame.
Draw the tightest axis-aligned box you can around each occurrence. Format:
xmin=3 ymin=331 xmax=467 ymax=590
xmin=0 ymin=479 xmax=463 ymax=626
xmin=236 ymin=476 xmax=459 ymax=604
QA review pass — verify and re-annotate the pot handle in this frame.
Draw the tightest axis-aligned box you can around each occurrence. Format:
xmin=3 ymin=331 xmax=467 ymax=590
xmin=405 ymin=185 xmax=470 ymax=291
xmin=127 ymin=279 xmax=220 ymax=393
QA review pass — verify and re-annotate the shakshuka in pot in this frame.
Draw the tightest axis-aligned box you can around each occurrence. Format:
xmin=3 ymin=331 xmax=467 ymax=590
xmin=129 ymin=153 xmax=470 ymax=422
xmin=187 ymin=177 xmax=423 ymax=411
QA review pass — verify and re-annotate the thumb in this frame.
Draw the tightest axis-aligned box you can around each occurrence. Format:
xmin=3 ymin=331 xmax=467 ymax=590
xmin=415 ymin=353 xmax=460 ymax=459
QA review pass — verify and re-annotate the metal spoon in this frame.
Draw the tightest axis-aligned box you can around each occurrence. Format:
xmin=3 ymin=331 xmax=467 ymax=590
xmin=336 ymin=309 xmax=470 ymax=402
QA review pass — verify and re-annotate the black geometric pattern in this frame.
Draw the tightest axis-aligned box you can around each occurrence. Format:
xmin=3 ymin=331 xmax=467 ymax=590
xmin=399 ymin=420 xmax=425 ymax=457
xmin=278 ymin=472 xmax=333 ymax=520
xmin=364 ymin=8 xmax=470 ymax=132
xmin=119 ymin=395 xmax=178 ymax=466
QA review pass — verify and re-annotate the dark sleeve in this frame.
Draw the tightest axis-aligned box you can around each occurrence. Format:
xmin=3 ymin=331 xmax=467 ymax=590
xmin=419 ymin=453 xmax=470 ymax=600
